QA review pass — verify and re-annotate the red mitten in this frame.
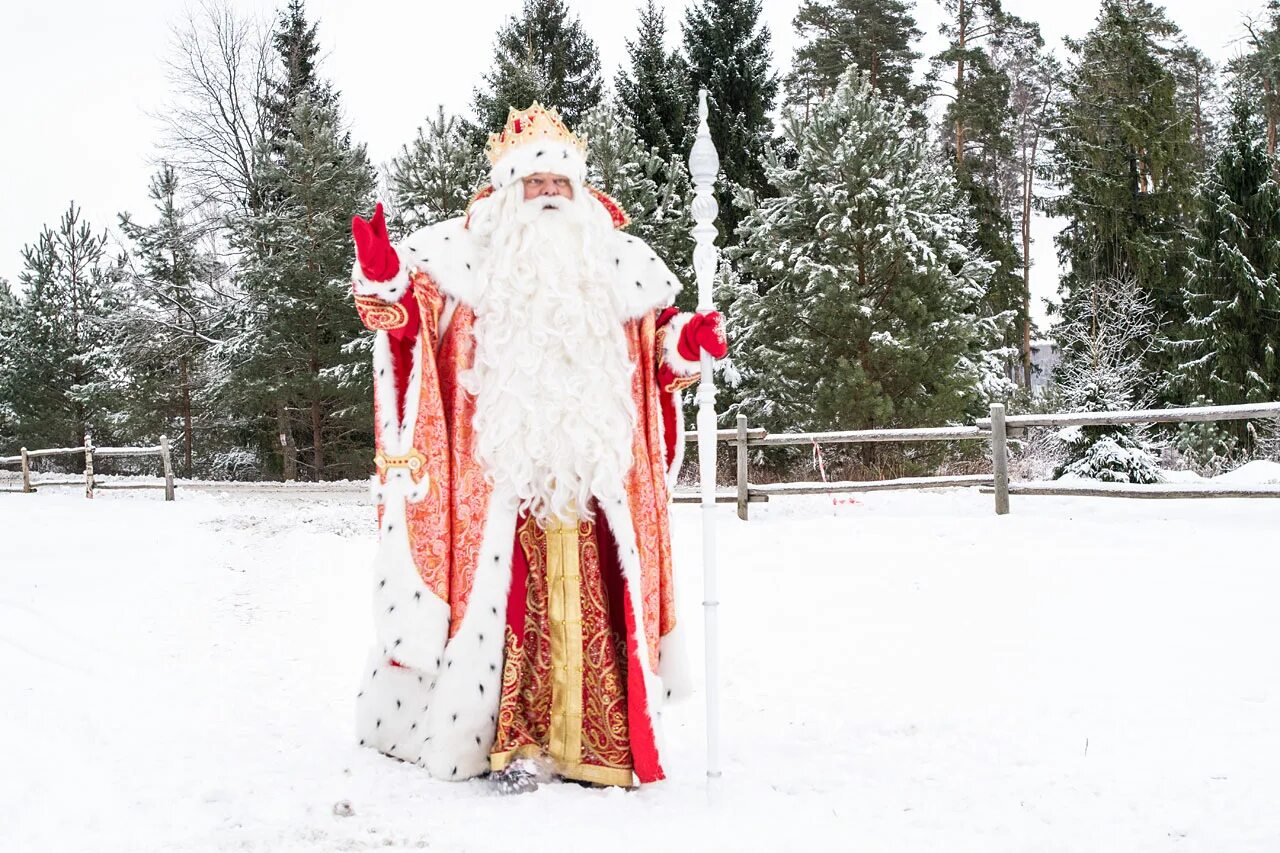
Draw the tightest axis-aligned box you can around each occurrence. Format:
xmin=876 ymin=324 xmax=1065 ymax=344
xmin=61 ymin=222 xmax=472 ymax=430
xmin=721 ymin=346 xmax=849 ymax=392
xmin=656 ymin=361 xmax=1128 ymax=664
xmin=351 ymin=202 xmax=400 ymax=282
xmin=677 ymin=311 xmax=728 ymax=361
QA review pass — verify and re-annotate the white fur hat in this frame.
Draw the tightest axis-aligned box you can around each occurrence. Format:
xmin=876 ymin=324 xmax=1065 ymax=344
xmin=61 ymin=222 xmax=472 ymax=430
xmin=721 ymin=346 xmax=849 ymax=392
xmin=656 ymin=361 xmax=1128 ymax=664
xmin=485 ymin=102 xmax=589 ymax=192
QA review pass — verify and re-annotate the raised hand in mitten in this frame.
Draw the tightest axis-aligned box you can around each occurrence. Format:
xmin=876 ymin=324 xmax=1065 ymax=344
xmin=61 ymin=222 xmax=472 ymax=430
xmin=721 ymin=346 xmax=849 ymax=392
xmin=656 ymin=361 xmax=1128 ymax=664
xmin=351 ymin=202 xmax=400 ymax=282
xmin=677 ymin=310 xmax=728 ymax=361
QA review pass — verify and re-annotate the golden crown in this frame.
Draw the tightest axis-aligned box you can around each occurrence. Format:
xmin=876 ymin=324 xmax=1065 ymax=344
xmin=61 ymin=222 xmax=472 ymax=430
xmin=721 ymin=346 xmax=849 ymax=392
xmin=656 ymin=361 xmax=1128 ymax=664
xmin=485 ymin=102 xmax=587 ymax=166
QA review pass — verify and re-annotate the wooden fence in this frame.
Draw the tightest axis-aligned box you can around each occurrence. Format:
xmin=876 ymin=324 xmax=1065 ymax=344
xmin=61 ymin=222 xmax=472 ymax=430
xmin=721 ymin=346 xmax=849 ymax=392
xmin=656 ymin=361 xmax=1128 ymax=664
xmin=979 ymin=400 xmax=1280 ymax=513
xmin=674 ymin=415 xmax=994 ymax=520
xmin=675 ymin=401 xmax=1280 ymax=519
xmin=0 ymin=433 xmax=176 ymax=501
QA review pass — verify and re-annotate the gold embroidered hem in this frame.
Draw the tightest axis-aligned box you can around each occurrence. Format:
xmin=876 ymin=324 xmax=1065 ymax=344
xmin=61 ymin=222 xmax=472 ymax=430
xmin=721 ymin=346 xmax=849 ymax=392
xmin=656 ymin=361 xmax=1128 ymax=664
xmin=491 ymin=513 xmax=634 ymax=787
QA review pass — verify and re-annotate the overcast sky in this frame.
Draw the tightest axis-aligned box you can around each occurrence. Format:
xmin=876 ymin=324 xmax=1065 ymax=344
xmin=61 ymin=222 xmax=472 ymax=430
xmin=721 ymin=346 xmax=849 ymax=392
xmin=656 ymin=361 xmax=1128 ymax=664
xmin=0 ymin=0 xmax=1266 ymax=323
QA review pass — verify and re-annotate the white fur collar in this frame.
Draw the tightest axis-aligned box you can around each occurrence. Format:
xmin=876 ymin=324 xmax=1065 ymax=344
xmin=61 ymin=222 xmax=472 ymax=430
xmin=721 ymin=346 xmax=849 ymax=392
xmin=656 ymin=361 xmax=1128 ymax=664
xmin=397 ymin=217 xmax=480 ymax=306
xmin=607 ymin=229 xmax=684 ymax=319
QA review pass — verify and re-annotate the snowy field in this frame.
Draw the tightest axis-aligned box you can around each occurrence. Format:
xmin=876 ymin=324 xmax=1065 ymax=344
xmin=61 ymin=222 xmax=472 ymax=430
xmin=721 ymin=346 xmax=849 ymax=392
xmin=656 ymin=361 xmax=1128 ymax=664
xmin=3 ymin=482 xmax=1280 ymax=852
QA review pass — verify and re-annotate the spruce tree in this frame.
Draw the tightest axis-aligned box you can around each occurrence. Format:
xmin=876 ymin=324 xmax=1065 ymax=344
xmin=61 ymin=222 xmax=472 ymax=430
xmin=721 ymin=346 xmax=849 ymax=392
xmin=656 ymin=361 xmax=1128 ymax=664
xmin=229 ymin=96 xmax=377 ymax=481
xmin=786 ymin=0 xmax=925 ymax=117
xmin=681 ymin=0 xmax=779 ymax=240
xmin=1174 ymin=91 xmax=1280 ymax=439
xmin=1046 ymin=0 xmax=1198 ymax=384
xmin=261 ymin=0 xmax=334 ymax=146
xmin=471 ymin=0 xmax=603 ymax=136
xmin=577 ymin=98 xmax=694 ymax=293
xmin=1052 ymin=276 xmax=1162 ymax=483
xmin=615 ymin=0 xmax=693 ymax=170
xmin=726 ymin=70 xmax=997 ymax=434
xmin=388 ymin=106 xmax=487 ymax=234
xmin=117 ymin=165 xmax=221 ymax=476
xmin=6 ymin=204 xmax=124 ymax=450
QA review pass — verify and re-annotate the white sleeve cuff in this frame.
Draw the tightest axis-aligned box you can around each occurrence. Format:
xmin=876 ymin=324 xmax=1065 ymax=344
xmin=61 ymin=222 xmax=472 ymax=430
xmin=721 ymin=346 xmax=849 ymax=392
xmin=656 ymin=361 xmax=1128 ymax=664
xmin=661 ymin=312 xmax=702 ymax=376
xmin=351 ymin=258 xmax=411 ymax=304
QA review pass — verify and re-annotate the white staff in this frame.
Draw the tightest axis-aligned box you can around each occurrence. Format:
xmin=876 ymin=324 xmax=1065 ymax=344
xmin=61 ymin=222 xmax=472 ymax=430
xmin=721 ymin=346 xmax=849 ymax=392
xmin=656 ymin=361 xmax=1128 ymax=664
xmin=687 ymin=89 xmax=722 ymax=782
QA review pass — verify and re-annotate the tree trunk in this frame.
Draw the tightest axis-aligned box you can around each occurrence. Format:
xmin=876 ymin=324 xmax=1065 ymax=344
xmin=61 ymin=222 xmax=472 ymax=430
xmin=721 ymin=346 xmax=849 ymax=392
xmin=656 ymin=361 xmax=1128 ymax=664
xmin=311 ymin=397 xmax=325 ymax=480
xmin=955 ymin=0 xmax=967 ymax=164
xmin=277 ymin=404 xmax=298 ymax=481
xmin=309 ymin=328 xmax=325 ymax=480
xmin=181 ymin=355 xmax=194 ymax=478
xmin=1266 ymin=77 xmax=1278 ymax=161
xmin=1020 ymin=85 xmax=1053 ymax=390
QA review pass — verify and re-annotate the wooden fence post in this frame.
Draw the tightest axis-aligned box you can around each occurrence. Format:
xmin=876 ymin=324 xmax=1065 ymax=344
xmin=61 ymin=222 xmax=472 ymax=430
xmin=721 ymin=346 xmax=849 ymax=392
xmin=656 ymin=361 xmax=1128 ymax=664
xmin=84 ymin=431 xmax=95 ymax=500
xmin=159 ymin=435 xmax=176 ymax=502
xmin=990 ymin=403 xmax=1009 ymax=515
xmin=20 ymin=447 xmax=32 ymax=493
xmin=736 ymin=414 xmax=750 ymax=521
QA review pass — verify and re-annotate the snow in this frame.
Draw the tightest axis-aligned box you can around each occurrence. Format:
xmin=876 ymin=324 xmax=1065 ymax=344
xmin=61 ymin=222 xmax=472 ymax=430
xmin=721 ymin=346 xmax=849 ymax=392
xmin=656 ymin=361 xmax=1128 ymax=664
xmin=4 ymin=484 xmax=1280 ymax=851
xmin=1211 ymin=459 xmax=1280 ymax=485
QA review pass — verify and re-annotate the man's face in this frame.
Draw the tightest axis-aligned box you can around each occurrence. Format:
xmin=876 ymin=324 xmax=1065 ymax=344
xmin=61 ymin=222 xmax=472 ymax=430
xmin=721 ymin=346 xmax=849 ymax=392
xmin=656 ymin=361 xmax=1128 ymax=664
xmin=521 ymin=172 xmax=574 ymax=203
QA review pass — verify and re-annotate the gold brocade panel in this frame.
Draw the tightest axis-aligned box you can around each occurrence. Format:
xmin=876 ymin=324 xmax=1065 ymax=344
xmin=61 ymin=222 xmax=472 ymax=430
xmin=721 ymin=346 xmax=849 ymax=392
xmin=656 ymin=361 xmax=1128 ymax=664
xmin=491 ymin=515 xmax=633 ymax=787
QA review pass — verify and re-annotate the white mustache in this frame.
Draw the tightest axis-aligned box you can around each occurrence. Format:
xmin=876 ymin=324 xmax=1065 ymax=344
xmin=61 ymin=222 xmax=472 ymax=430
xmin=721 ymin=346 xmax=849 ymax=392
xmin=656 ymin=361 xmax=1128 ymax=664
xmin=533 ymin=196 xmax=568 ymax=211
xmin=515 ymin=193 xmax=581 ymax=225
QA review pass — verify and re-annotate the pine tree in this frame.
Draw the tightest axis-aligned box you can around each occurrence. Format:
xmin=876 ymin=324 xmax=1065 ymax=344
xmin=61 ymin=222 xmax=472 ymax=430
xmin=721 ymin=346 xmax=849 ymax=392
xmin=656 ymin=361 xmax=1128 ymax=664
xmin=725 ymin=70 xmax=997 ymax=435
xmin=229 ymin=96 xmax=377 ymax=481
xmin=577 ymin=97 xmax=694 ymax=295
xmin=786 ymin=0 xmax=925 ymax=117
xmin=5 ymin=204 xmax=125 ymax=451
xmin=117 ymin=164 xmax=222 ymax=476
xmin=471 ymin=0 xmax=603 ymax=137
xmin=994 ymin=18 xmax=1060 ymax=388
xmin=1237 ymin=2 xmax=1280 ymax=160
xmin=615 ymin=0 xmax=693 ymax=170
xmin=387 ymin=106 xmax=487 ymax=234
xmin=932 ymin=0 xmax=1026 ymax=384
xmin=933 ymin=0 xmax=1014 ymax=170
xmin=1172 ymin=47 xmax=1218 ymax=173
xmin=1173 ymin=91 xmax=1280 ymax=440
xmin=681 ymin=0 xmax=779 ymax=240
xmin=1046 ymin=0 xmax=1199 ymax=385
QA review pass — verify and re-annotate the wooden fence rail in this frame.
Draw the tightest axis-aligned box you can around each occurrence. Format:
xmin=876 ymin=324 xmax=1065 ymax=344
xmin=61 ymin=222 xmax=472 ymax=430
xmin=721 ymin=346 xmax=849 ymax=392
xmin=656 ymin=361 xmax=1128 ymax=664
xmin=0 ymin=433 xmax=176 ymax=501
xmin=677 ymin=414 xmax=993 ymax=519
xmin=676 ymin=401 xmax=1280 ymax=518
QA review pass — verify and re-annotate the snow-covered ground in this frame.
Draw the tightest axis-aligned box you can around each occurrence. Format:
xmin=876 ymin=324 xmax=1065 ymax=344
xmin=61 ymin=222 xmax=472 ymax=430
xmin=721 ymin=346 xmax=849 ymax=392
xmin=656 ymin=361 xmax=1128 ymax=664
xmin=3 ymin=483 xmax=1279 ymax=852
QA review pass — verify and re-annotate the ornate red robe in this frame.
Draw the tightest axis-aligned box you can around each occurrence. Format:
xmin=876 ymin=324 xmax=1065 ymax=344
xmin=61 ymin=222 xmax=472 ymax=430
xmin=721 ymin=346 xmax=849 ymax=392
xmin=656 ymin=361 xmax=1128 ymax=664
xmin=349 ymin=194 xmax=700 ymax=785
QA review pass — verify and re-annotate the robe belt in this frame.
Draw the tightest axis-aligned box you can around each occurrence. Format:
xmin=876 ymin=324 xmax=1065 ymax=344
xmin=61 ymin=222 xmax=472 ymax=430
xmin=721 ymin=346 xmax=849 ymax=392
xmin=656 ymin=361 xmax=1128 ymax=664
xmin=374 ymin=448 xmax=430 ymax=485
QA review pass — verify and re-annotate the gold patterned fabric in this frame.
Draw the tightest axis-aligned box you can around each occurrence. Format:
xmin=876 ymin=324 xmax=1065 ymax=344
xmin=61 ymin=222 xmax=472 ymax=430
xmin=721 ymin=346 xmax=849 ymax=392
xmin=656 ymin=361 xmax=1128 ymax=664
xmin=491 ymin=513 xmax=633 ymax=786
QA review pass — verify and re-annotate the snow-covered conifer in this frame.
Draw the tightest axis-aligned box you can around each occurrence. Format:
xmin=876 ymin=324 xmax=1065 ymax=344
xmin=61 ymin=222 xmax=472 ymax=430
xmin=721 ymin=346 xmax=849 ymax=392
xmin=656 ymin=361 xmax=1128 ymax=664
xmin=471 ymin=0 xmax=603 ymax=135
xmin=228 ymin=96 xmax=376 ymax=480
xmin=615 ymin=0 xmax=692 ymax=170
xmin=387 ymin=107 xmax=486 ymax=234
xmin=1052 ymin=277 xmax=1162 ymax=483
xmin=116 ymin=165 xmax=223 ymax=476
xmin=726 ymin=70 xmax=998 ymax=433
xmin=577 ymin=98 xmax=694 ymax=290
xmin=4 ymin=204 xmax=126 ymax=451
xmin=1172 ymin=90 xmax=1280 ymax=445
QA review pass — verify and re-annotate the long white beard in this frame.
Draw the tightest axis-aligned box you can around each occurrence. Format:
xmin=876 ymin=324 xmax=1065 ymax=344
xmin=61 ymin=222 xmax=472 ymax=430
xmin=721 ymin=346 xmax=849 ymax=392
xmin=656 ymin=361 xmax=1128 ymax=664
xmin=462 ymin=185 xmax=636 ymax=524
